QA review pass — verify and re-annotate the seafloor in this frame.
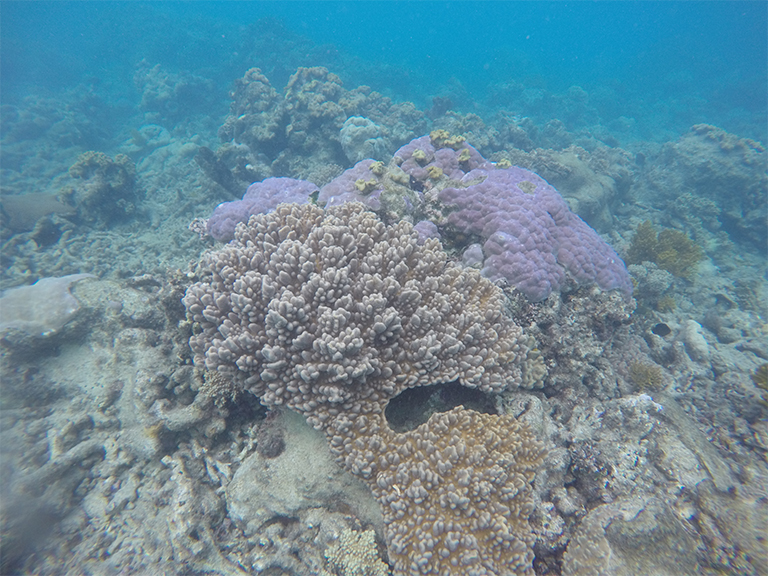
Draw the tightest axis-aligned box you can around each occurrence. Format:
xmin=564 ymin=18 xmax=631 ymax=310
xmin=1 ymin=62 xmax=766 ymax=576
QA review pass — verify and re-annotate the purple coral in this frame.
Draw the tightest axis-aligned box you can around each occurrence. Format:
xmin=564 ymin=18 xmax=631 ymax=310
xmin=413 ymin=220 xmax=440 ymax=245
xmin=440 ymin=167 xmax=633 ymax=301
xmin=207 ymin=177 xmax=318 ymax=241
xmin=394 ymin=135 xmax=490 ymax=182
xmin=317 ymin=159 xmax=382 ymax=210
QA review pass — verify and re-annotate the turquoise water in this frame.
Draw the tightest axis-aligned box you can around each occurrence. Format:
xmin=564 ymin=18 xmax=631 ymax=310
xmin=2 ymin=1 xmax=766 ymax=142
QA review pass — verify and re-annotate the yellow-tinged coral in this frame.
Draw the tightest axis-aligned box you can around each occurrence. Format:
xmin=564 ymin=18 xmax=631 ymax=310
xmin=656 ymin=295 xmax=676 ymax=313
xmin=411 ymin=149 xmax=428 ymax=164
xmin=369 ymin=161 xmax=386 ymax=176
xmin=429 ymin=129 xmax=466 ymax=150
xmin=200 ymin=369 xmax=240 ymax=409
xmin=184 ymin=203 xmax=544 ymax=576
xmin=429 ymin=129 xmax=450 ymax=145
xmin=751 ymin=364 xmax=768 ymax=391
xmin=426 ymin=165 xmax=443 ymax=179
xmin=655 ymin=229 xmax=704 ymax=279
xmin=496 ymin=158 xmax=512 ymax=169
xmin=355 ymin=178 xmax=379 ymax=194
xmin=628 ymin=361 xmax=665 ymax=391
xmin=457 ymin=148 xmax=472 ymax=164
xmin=751 ymin=364 xmax=768 ymax=408
xmin=626 ymin=221 xmax=704 ymax=279
xmin=323 ymin=528 xmax=389 ymax=576
xmin=626 ymin=221 xmax=658 ymax=264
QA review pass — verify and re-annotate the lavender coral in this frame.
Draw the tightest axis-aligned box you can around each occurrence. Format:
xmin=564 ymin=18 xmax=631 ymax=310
xmin=321 ymin=133 xmax=632 ymax=302
xmin=184 ymin=202 xmax=544 ymax=575
xmin=439 ymin=166 xmax=633 ymax=302
xmin=206 ymin=177 xmax=317 ymax=241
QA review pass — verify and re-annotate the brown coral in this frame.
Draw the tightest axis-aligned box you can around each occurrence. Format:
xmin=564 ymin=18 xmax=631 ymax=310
xmin=626 ymin=221 xmax=704 ymax=279
xmin=628 ymin=362 xmax=665 ymax=392
xmin=66 ymin=151 xmax=138 ymax=223
xmin=183 ymin=202 xmax=544 ymax=575
xmin=328 ymin=406 xmax=543 ymax=576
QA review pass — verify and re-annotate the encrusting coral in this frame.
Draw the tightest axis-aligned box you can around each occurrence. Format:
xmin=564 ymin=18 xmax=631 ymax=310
xmin=184 ymin=202 xmax=545 ymax=575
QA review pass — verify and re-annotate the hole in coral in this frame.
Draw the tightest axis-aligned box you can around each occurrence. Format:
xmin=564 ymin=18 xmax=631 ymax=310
xmin=651 ymin=323 xmax=671 ymax=337
xmin=384 ymin=381 xmax=496 ymax=433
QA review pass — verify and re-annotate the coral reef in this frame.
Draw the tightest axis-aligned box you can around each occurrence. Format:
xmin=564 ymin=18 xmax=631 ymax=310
xmin=562 ymin=496 xmax=703 ymax=576
xmin=327 ymin=406 xmax=544 ymax=575
xmin=133 ymin=60 xmax=217 ymax=122
xmin=636 ymin=124 xmax=767 ymax=251
xmin=310 ymin=133 xmax=632 ymax=303
xmin=340 ymin=116 xmax=389 ymax=163
xmin=493 ymin=145 xmax=633 ymax=231
xmin=215 ymin=67 xmax=426 ymax=184
xmin=3 ymin=49 xmax=767 ymax=576
xmin=435 ymin=162 xmax=632 ymax=302
xmin=184 ymin=202 xmax=545 ymax=575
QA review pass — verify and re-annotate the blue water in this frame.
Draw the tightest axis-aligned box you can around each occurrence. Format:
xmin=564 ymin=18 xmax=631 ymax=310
xmin=2 ymin=1 xmax=766 ymax=144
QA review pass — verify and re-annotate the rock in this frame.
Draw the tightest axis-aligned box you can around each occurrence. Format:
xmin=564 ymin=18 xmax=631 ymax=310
xmin=0 ymin=274 xmax=95 ymax=338
xmin=226 ymin=410 xmax=381 ymax=537
xmin=680 ymin=320 xmax=710 ymax=363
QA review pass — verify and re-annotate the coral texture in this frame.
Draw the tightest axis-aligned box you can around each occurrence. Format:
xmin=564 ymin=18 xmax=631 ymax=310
xmin=394 ymin=133 xmax=491 ymax=184
xmin=206 ymin=177 xmax=318 ymax=241
xmin=216 ymin=67 xmax=426 ymax=183
xmin=323 ymin=528 xmax=389 ymax=576
xmin=320 ymin=133 xmax=632 ymax=302
xmin=327 ymin=406 xmax=543 ymax=576
xmin=184 ymin=202 xmax=544 ymax=575
xmin=340 ymin=116 xmax=389 ymax=163
xmin=626 ymin=221 xmax=704 ymax=279
xmin=317 ymin=159 xmax=384 ymax=210
xmin=640 ymin=124 xmax=767 ymax=249
xmin=439 ymin=166 xmax=632 ymax=302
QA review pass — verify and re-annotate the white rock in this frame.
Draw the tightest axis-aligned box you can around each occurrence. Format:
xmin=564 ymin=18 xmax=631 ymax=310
xmin=680 ymin=320 xmax=710 ymax=363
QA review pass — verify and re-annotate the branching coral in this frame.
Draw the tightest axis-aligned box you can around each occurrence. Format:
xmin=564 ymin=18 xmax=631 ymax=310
xmin=184 ymin=202 xmax=545 ymax=575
